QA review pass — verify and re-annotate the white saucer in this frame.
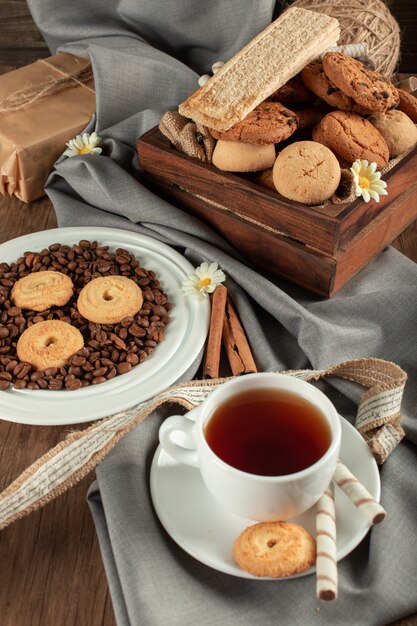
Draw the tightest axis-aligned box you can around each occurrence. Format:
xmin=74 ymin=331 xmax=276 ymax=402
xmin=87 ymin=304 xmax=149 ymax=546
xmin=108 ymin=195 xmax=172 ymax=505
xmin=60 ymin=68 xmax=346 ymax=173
xmin=150 ymin=415 xmax=381 ymax=579
xmin=0 ymin=227 xmax=210 ymax=425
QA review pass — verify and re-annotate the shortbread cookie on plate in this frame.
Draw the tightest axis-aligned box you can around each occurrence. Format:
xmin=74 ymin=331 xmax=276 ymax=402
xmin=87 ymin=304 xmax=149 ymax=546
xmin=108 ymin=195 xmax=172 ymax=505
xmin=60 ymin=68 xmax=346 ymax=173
xmin=77 ymin=275 xmax=143 ymax=324
xmin=11 ymin=270 xmax=73 ymax=312
xmin=17 ymin=320 xmax=84 ymax=370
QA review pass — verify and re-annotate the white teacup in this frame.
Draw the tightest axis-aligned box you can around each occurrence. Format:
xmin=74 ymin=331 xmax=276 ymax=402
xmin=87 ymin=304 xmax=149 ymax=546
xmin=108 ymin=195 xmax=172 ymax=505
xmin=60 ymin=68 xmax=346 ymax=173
xmin=159 ymin=373 xmax=341 ymax=521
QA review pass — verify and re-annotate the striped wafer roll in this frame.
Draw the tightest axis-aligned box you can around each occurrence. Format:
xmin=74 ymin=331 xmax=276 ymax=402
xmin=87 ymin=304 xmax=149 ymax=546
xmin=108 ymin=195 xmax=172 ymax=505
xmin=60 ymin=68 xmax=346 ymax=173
xmin=333 ymin=460 xmax=386 ymax=525
xmin=316 ymin=483 xmax=338 ymax=601
xmin=179 ymin=8 xmax=340 ymax=131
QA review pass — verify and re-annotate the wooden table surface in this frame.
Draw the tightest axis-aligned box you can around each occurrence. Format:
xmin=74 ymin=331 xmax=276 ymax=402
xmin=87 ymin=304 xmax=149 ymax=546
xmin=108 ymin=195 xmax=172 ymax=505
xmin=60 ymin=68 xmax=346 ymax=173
xmin=1 ymin=2 xmax=417 ymax=625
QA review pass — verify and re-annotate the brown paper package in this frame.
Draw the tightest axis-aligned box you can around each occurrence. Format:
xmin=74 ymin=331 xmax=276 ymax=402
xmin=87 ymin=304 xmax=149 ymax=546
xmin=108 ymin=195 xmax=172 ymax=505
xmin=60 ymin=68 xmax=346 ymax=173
xmin=0 ymin=53 xmax=96 ymax=203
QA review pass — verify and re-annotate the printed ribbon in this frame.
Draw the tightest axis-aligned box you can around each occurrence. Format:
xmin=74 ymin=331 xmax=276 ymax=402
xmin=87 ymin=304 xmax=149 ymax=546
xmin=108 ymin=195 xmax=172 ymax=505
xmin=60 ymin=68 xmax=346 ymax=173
xmin=0 ymin=357 xmax=407 ymax=531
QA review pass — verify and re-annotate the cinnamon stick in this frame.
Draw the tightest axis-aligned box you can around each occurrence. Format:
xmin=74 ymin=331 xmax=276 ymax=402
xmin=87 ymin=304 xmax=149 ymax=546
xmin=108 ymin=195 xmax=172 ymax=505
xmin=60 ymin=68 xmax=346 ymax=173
xmin=203 ymin=284 xmax=228 ymax=379
xmin=222 ymin=297 xmax=257 ymax=376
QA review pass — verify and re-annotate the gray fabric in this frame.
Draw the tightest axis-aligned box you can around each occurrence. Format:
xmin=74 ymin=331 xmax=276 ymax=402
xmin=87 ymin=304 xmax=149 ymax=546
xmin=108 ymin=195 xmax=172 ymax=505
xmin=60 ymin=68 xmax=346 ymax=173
xmin=27 ymin=1 xmax=417 ymax=624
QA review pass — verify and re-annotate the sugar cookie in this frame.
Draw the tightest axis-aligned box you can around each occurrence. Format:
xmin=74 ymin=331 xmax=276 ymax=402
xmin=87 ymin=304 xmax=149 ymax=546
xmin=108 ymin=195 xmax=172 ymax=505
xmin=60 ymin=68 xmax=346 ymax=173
xmin=312 ymin=111 xmax=389 ymax=170
xmin=77 ymin=276 xmax=143 ymax=324
xmin=16 ymin=320 xmax=84 ymax=371
xmin=234 ymin=521 xmax=316 ymax=578
xmin=272 ymin=141 xmax=341 ymax=205
xmin=11 ymin=271 xmax=73 ymax=312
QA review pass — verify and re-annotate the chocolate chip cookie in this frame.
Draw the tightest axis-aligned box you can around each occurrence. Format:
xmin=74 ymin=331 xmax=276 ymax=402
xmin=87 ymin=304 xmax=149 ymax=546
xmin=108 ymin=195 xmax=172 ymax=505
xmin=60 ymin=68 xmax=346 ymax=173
xmin=301 ymin=61 xmax=371 ymax=114
xmin=268 ymin=75 xmax=315 ymax=105
xmin=322 ymin=52 xmax=399 ymax=112
xmin=312 ymin=110 xmax=390 ymax=169
xmin=208 ymin=102 xmax=298 ymax=145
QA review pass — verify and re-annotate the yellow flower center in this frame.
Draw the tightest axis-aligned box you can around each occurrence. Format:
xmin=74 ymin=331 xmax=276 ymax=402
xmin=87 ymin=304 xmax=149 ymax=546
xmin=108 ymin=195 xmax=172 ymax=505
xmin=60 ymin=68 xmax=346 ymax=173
xmin=359 ymin=176 xmax=370 ymax=190
xmin=79 ymin=146 xmax=92 ymax=154
xmin=198 ymin=277 xmax=212 ymax=290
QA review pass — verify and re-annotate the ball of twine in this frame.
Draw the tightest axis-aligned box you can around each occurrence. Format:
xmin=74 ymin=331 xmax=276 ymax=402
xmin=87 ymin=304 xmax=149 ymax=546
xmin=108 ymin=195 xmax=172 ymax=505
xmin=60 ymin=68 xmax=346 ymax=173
xmin=290 ymin=0 xmax=401 ymax=77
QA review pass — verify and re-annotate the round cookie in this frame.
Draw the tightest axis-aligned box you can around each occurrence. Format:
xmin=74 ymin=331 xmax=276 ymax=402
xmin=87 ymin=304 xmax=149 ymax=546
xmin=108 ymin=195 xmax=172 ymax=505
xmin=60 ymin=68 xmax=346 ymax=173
xmin=368 ymin=109 xmax=417 ymax=157
xmin=209 ymin=102 xmax=298 ymax=145
xmin=268 ymin=75 xmax=315 ymax=105
xmin=233 ymin=521 xmax=316 ymax=578
xmin=293 ymin=106 xmax=326 ymax=130
xmin=11 ymin=270 xmax=73 ymax=312
xmin=212 ymin=140 xmax=276 ymax=172
xmin=77 ymin=275 xmax=143 ymax=324
xmin=301 ymin=61 xmax=371 ymax=114
xmin=322 ymin=52 xmax=399 ymax=113
xmin=272 ymin=141 xmax=341 ymax=205
xmin=312 ymin=111 xmax=389 ymax=170
xmin=397 ymin=88 xmax=417 ymax=123
xmin=16 ymin=320 xmax=84 ymax=371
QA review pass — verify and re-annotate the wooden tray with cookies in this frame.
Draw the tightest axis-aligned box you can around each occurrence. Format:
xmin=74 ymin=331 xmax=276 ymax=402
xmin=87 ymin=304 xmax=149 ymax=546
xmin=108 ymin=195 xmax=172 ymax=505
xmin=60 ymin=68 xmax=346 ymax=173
xmin=137 ymin=7 xmax=417 ymax=297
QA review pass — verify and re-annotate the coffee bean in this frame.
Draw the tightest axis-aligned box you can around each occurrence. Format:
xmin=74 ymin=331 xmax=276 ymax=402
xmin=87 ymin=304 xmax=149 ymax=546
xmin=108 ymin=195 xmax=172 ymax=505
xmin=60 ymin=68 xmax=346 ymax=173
xmin=27 ymin=382 xmax=40 ymax=390
xmin=48 ymin=379 xmax=63 ymax=390
xmin=0 ymin=379 xmax=10 ymax=390
xmin=66 ymin=378 xmax=82 ymax=390
xmin=116 ymin=362 xmax=132 ymax=375
xmin=126 ymin=353 xmax=139 ymax=365
xmin=14 ymin=379 xmax=27 ymax=390
xmin=0 ymin=371 xmax=12 ymax=381
xmin=0 ymin=327 xmax=9 ymax=338
xmin=93 ymin=367 xmax=108 ymax=378
xmin=14 ymin=363 xmax=31 ymax=379
xmin=44 ymin=367 xmax=58 ymax=377
xmin=129 ymin=324 xmax=146 ymax=338
xmin=92 ymin=376 xmax=107 ymax=385
xmin=107 ymin=366 xmax=117 ymax=379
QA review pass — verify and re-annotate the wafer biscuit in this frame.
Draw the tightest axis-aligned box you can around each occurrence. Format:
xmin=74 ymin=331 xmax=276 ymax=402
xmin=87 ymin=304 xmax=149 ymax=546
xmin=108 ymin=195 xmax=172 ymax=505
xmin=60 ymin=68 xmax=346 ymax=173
xmin=179 ymin=8 xmax=340 ymax=131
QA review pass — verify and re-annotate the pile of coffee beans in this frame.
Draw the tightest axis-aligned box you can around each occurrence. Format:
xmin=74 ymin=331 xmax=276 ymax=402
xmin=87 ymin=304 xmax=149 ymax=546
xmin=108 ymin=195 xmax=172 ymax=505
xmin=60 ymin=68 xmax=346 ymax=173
xmin=0 ymin=240 xmax=171 ymax=391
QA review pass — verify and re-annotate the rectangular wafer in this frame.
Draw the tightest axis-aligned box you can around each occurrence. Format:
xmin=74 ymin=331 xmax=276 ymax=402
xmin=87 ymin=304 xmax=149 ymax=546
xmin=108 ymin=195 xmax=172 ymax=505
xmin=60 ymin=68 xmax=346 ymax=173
xmin=179 ymin=7 xmax=340 ymax=131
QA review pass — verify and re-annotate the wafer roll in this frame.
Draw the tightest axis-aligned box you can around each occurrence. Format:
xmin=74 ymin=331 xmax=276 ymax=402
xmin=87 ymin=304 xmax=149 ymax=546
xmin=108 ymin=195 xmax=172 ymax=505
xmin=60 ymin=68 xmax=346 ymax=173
xmin=316 ymin=483 xmax=338 ymax=601
xmin=333 ymin=460 xmax=386 ymax=525
xmin=179 ymin=8 xmax=340 ymax=131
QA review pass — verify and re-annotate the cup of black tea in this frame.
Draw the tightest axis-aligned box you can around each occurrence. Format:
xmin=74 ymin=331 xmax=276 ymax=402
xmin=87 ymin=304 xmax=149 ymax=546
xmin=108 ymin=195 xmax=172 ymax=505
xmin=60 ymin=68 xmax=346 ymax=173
xmin=159 ymin=373 xmax=341 ymax=521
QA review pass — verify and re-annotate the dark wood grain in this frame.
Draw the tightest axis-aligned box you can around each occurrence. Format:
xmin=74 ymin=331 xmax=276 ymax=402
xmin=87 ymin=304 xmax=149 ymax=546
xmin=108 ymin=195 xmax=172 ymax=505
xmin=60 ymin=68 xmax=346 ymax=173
xmin=1 ymin=2 xmax=417 ymax=625
xmin=138 ymin=127 xmax=417 ymax=296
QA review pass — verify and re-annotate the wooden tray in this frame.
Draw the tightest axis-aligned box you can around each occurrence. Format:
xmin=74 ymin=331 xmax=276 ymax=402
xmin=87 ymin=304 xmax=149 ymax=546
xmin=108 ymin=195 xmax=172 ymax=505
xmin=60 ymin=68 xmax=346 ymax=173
xmin=137 ymin=127 xmax=417 ymax=297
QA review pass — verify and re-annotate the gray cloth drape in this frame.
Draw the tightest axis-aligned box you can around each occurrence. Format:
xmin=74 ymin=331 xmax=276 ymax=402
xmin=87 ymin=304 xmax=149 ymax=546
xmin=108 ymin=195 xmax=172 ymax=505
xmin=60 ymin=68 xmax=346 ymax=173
xmin=27 ymin=1 xmax=417 ymax=624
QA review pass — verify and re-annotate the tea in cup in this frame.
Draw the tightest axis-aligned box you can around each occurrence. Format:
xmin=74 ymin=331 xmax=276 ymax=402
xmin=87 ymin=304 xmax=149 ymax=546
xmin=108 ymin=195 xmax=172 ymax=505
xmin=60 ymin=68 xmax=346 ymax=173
xmin=159 ymin=373 xmax=341 ymax=521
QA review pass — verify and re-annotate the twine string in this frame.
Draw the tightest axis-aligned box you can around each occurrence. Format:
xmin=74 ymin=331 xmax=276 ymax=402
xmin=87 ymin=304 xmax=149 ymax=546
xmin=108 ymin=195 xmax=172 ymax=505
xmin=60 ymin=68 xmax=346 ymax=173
xmin=0 ymin=61 xmax=94 ymax=114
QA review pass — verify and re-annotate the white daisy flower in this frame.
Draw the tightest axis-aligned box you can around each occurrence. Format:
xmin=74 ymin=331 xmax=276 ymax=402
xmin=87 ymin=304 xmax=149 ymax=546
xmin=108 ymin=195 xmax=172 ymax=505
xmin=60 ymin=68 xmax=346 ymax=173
xmin=63 ymin=131 xmax=102 ymax=158
xmin=350 ymin=159 xmax=388 ymax=203
xmin=181 ymin=262 xmax=226 ymax=297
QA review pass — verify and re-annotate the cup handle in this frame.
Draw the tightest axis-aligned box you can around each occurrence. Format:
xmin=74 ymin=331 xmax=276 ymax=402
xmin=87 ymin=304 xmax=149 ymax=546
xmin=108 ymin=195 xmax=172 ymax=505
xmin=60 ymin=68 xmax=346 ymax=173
xmin=159 ymin=409 xmax=200 ymax=467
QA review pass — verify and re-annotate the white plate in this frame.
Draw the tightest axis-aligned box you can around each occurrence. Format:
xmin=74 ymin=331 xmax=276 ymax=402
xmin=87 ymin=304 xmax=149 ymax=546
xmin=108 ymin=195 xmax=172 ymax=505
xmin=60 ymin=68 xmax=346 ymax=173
xmin=150 ymin=415 xmax=380 ymax=579
xmin=0 ymin=227 xmax=210 ymax=425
